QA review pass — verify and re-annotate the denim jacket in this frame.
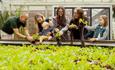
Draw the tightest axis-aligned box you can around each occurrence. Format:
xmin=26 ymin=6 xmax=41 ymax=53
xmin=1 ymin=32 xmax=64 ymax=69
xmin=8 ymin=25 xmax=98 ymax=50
xmin=85 ymin=24 xmax=109 ymax=40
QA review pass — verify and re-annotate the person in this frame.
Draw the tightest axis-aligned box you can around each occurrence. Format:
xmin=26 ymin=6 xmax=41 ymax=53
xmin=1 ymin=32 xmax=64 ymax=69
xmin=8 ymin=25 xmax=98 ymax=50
xmin=52 ymin=6 xmax=70 ymax=41
xmin=1 ymin=13 xmax=34 ymax=42
xmin=68 ymin=7 xmax=88 ymax=40
xmin=39 ymin=22 xmax=53 ymax=43
xmin=34 ymin=14 xmax=45 ymax=34
xmin=85 ymin=15 xmax=109 ymax=41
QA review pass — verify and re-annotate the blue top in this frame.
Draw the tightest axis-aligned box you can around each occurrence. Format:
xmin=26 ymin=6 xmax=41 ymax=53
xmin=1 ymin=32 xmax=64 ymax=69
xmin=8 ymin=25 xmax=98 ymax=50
xmin=85 ymin=24 xmax=109 ymax=40
xmin=39 ymin=28 xmax=52 ymax=36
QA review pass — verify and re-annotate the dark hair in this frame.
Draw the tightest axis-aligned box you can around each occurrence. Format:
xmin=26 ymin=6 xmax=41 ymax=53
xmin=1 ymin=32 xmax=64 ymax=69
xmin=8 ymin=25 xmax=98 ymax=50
xmin=74 ymin=7 xmax=84 ymax=19
xmin=56 ymin=6 xmax=66 ymax=27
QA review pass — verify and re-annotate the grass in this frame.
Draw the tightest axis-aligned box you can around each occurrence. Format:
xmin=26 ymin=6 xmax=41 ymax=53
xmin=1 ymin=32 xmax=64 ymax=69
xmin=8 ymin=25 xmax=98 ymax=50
xmin=0 ymin=44 xmax=115 ymax=70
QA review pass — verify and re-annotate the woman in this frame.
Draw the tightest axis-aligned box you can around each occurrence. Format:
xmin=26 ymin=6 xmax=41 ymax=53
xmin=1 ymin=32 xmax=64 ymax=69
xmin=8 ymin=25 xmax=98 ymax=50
xmin=85 ymin=15 xmax=109 ymax=41
xmin=52 ymin=6 xmax=70 ymax=40
xmin=34 ymin=14 xmax=45 ymax=34
xmin=68 ymin=7 xmax=88 ymax=40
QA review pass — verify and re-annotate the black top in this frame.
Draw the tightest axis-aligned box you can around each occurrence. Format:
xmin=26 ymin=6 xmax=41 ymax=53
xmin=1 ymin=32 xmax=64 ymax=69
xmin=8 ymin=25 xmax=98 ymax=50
xmin=2 ymin=16 xmax=26 ymax=34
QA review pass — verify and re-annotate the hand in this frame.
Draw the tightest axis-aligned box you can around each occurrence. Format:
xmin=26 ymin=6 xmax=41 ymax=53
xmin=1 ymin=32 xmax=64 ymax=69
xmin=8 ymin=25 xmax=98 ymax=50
xmin=48 ymin=36 xmax=52 ymax=40
xmin=89 ymin=38 xmax=96 ymax=42
xmin=47 ymin=32 xmax=52 ymax=36
xmin=58 ymin=31 xmax=63 ymax=36
xmin=26 ymin=36 xmax=34 ymax=42
xmin=54 ymin=28 xmax=59 ymax=32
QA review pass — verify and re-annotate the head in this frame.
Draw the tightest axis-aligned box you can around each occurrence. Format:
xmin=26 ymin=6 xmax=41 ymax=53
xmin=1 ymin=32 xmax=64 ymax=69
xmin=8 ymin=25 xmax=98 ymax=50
xmin=34 ymin=14 xmax=44 ymax=24
xmin=19 ymin=13 xmax=29 ymax=23
xmin=56 ymin=6 xmax=65 ymax=17
xmin=74 ymin=7 xmax=84 ymax=19
xmin=45 ymin=17 xmax=53 ymax=27
xmin=99 ymin=15 xmax=108 ymax=27
xmin=42 ymin=22 xmax=50 ymax=29
xmin=56 ymin=6 xmax=66 ymax=27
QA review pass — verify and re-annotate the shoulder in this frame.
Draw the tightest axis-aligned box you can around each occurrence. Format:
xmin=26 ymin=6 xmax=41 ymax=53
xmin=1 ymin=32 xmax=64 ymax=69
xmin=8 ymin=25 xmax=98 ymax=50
xmin=9 ymin=16 xmax=18 ymax=22
xmin=70 ymin=18 xmax=74 ymax=22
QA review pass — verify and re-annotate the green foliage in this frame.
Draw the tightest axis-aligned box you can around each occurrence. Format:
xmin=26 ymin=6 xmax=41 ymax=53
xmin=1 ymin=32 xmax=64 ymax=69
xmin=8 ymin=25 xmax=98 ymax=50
xmin=55 ymin=32 xmax=61 ymax=40
xmin=32 ymin=34 xmax=40 ymax=40
xmin=0 ymin=45 xmax=114 ymax=70
xmin=0 ymin=7 xmax=22 ymax=29
xmin=0 ymin=11 xmax=13 ymax=29
xmin=79 ymin=18 xmax=88 ymax=25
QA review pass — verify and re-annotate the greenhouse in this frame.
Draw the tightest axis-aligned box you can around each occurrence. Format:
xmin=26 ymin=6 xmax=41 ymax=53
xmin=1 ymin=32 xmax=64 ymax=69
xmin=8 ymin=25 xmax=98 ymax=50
xmin=0 ymin=0 xmax=115 ymax=70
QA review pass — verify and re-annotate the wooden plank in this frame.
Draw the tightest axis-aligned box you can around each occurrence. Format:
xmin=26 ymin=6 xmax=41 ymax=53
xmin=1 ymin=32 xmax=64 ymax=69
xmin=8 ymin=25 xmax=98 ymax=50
xmin=0 ymin=40 xmax=115 ymax=47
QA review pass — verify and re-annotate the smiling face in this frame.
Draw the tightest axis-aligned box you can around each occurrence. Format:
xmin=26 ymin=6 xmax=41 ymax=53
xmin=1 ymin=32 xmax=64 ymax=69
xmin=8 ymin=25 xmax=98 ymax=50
xmin=36 ymin=16 xmax=43 ymax=23
xmin=74 ymin=7 xmax=84 ymax=19
xmin=99 ymin=16 xmax=105 ymax=26
xmin=35 ymin=15 xmax=44 ymax=24
xmin=74 ymin=10 xmax=79 ymax=19
xmin=99 ymin=15 xmax=108 ymax=27
xmin=57 ymin=7 xmax=65 ymax=17
xmin=58 ymin=8 xmax=64 ymax=17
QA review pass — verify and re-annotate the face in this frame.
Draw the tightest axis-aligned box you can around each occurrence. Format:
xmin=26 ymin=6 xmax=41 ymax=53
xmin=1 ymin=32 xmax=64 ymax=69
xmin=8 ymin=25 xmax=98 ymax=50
xmin=36 ymin=16 xmax=43 ymax=23
xmin=74 ymin=10 xmax=80 ymax=19
xmin=58 ymin=8 xmax=64 ymax=17
xmin=20 ymin=16 xmax=28 ymax=24
xmin=99 ymin=16 xmax=104 ymax=26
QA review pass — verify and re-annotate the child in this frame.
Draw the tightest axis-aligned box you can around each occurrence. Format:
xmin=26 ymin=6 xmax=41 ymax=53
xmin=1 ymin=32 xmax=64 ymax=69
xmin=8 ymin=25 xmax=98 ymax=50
xmin=39 ymin=22 xmax=53 ymax=43
xmin=85 ymin=15 xmax=109 ymax=41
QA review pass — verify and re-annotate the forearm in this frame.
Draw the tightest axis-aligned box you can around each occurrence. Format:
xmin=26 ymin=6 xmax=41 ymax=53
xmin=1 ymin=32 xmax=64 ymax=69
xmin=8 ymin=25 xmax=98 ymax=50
xmin=60 ymin=25 xmax=68 ymax=33
xmin=15 ymin=32 xmax=26 ymax=39
xmin=13 ymin=28 xmax=26 ymax=38
xmin=24 ymin=27 xmax=30 ymax=36
xmin=25 ymin=29 xmax=30 ymax=36
xmin=85 ymin=26 xmax=96 ymax=31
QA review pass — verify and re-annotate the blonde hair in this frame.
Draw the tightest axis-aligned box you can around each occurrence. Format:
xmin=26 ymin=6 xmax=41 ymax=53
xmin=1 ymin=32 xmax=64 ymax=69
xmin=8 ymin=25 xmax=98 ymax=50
xmin=34 ymin=14 xmax=45 ymax=24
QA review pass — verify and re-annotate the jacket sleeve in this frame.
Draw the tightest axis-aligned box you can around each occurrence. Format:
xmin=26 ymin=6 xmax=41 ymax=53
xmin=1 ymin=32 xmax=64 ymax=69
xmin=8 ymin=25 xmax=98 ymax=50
xmin=85 ymin=24 xmax=98 ymax=31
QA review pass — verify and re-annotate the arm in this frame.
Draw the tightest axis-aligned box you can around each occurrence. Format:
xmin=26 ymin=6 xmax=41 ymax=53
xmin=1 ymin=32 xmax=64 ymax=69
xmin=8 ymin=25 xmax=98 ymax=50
xmin=23 ymin=27 xmax=34 ymax=41
xmin=13 ymin=28 xmax=26 ymax=38
xmin=60 ymin=17 xmax=70 ymax=32
xmin=85 ymin=24 xmax=97 ymax=31
xmin=59 ymin=18 xmax=71 ymax=34
xmin=52 ymin=17 xmax=58 ymax=30
xmin=34 ymin=23 xmax=39 ymax=34
xmin=24 ymin=27 xmax=30 ymax=36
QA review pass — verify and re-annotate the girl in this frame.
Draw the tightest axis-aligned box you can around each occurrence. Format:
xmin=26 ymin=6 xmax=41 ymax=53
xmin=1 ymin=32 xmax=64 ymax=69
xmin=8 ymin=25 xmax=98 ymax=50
xmin=39 ymin=21 xmax=53 ymax=43
xmin=34 ymin=14 xmax=45 ymax=34
xmin=85 ymin=15 xmax=109 ymax=41
xmin=52 ymin=6 xmax=70 ymax=40
xmin=68 ymin=7 xmax=88 ymax=40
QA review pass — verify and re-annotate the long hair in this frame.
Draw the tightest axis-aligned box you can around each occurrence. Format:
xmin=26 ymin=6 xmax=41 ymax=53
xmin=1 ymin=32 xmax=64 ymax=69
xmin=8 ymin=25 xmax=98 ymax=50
xmin=74 ymin=7 xmax=84 ymax=19
xmin=100 ymin=15 xmax=108 ymax=27
xmin=34 ymin=14 xmax=45 ymax=32
xmin=34 ymin=14 xmax=44 ymax=24
xmin=56 ymin=6 xmax=66 ymax=27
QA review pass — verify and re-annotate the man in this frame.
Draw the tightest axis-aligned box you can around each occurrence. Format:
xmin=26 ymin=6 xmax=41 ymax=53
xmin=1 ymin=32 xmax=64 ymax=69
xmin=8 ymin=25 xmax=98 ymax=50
xmin=1 ymin=13 xmax=34 ymax=42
